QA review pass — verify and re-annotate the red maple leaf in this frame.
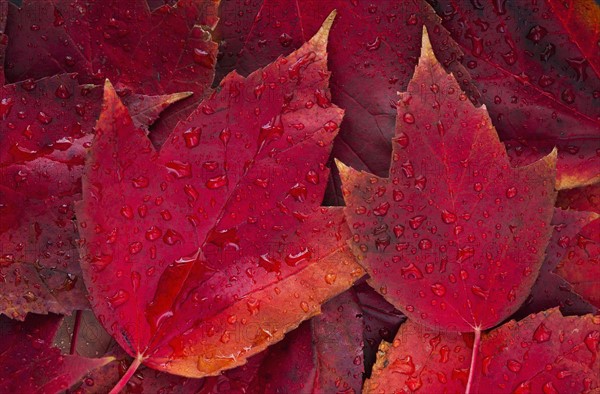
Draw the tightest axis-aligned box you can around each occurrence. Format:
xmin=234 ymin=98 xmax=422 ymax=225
xmin=216 ymin=0 xmax=600 ymax=200
xmin=555 ymin=183 xmax=600 ymax=309
xmin=0 ymin=74 xmax=188 ymax=319
xmin=215 ymin=0 xmax=476 ymax=205
xmin=76 ymin=13 xmax=363 ymax=383
xmin=0 ymin=313 xmax=112 ymax=393
xmin=516 ymin=208 xmax=597 ymax=319
xmin=4 ymin=0 xmax=220 ymax=146
xmin=337 ymin=29 xmax=557 ymax=332
xmin=365 ymin=308 xmax=600 ymax=394
xmin=429 ymin=0 xmax=600 ymax=189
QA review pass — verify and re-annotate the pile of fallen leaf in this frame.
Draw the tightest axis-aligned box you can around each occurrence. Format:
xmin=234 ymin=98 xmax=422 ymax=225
xmin=0 ymin=0 xmax=598 ymax=393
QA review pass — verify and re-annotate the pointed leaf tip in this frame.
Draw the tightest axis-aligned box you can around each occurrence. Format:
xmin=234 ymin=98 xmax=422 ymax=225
xmin=419 ymin=26 xmax=435 ymax=62
xmin=310 ymin=10 xmax=337 ymax=48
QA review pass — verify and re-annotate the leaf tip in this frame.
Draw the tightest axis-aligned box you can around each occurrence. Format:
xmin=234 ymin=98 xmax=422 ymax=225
xmin=334 ymin=158 xmax=350 ymax=175
xmin=310 ymin=9 xmax=337 ymax=48
xmin=420 ymin=26 xmax=435 ymax=63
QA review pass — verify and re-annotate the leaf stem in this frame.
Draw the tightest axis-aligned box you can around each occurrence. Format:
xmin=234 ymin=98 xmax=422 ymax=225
xmin=465 ymin=327 xmax=481 ymax=394
xmin=69 ymin=310 xmax=82 ymax=355
xmin=109 ymin=355 xmax=143 ymax=394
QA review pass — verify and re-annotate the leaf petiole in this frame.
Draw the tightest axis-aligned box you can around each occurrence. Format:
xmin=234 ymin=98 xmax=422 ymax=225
xmin=465 ymin=327 xmax=482 ymax=394
xmin=109 ymin=354 xmax=144 ymax=394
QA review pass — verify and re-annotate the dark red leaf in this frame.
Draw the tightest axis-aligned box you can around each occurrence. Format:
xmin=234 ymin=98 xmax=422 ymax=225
xmin=337 ymin=30 xmax=557 ymax=331
xmin=557 ymin=183 xmax=600 ymax=214
xmin=515 ymin=208 xmax=597 ymax=318
xmin=0 ymin=74 xmax=189 ymax=319
xmin=76 ymin=14 xmax=363 ymax=377
xmin=215 ymin=0 xmax=477 ymax=205
xmin=555 ymin=226 xmax=600 ymax=309
xmin=0 ymin=0 xmax=7 ymax=85
xmin=365 ymin=308 xmax=600 ymax=393
xmin=0 ymin=313 xmax=112 ymax=393
xmin=5 ymin=0 xmax=219 ymax=146
xmin=353 ymin=280 xmax=407 ymax=377
xmin=555 ymin=184 xmax=600 ymax=309
xmin=72 ymin=279 xmax=367 ymax=392
xmin=429 ymin=0 xmax=600 ymax=189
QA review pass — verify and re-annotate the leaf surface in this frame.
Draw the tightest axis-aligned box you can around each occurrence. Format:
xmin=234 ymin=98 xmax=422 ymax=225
xmin=515 ymin=208 xmax=597 ymax=319
xmin=555 ymin=184 xmax=600 ymax=308
xmin=215 ymin=0 xmax=476 ymax=205
xmin=5 ymin=0 xmax=219 ymax=146
xmin=428 ymin=0 xmax=600 ymax=188
xmin=0 ymin=313 xmax=112 ymax=393
xmin=0 ymin=74 xmax=187 ymax=319
xmin=338 ymin=29 xmax=557 ymax=331
xmin=76 ymin=14 xmax=363 ymax=377
xmin=365 ymin=308 xmax=600 ymax=393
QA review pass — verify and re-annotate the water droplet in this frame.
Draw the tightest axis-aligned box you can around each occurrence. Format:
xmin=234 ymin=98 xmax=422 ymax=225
xmin=431 ymin=283 xmax=446 ymax=296
xmin=324 ymin=273 xmax=337 ymax=284
xmin=418 ymin=239 xmax=432 ymax=250
xmin=165 ymin=160 xmax=192 ymax=178
xmin=36 ymin=111 xmax=53 ymax=125
xmin=373 ymin=202 xmax=390 ymax=216
xmin=401 ymin=263 xmax=423 ymax=279
xmin=206 ymin=175 xmax=228 ymax=189
xmin=396 ymin=132 xmax=409 ymax=148
xmin=506 ymin=187 xmax=517 ymax=198
xmin=55 ymin=84 xmax=71 ymax=99
xmin=390 ymin=355 xmax=415 ymax=374
xmin=193 ymin=48 xmax=214 ymax=68
xmin=120 ymin=205 xmax=134 ymax=219
xmin=131 ymin=176 xmax=149 ymax=188
xmin=300 ymin=301 xmax=310 ymax=312
xmin=401 ymin=161 xmax=414 ymax=178
xmin=507 ymin=359 xmax=522 ymax=373
xmin=533 ymin=322 xmax=552 ymax=343
xmin=183 ymin=127 xmax=201 ymax=148
xmin=471 ymin=285 xmax=489 ymax=299
xmin=107 ymin=289 xmax=129 ymax=308
xmin=129 ymin=242 xmax=142 ymax=254
xmin=0 ymin=98 xmax=14 ymax=119
xmin=409 ymin=215 xmax=426 ymax=230
xmin=288 ymin=183 xmax=307 ymax=201
xmin=366 ymin=36 xmax=381 ymax=51
xmin=145 ymin=226 xmax=162 ymax=241
xmin=163 ymin=229 xmax=182 ymax=245
xmin=526 ymin=25 xmax=547 ymax=43
xmin=393 ymin=224 xmax=405 ymax=238
xmin=403 ymin=112 xmax=415 ymax=124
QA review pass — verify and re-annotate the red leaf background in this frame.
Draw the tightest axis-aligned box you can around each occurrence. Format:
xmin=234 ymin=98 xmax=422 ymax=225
xmin=0 ymin=0 xmax=598 ymax=392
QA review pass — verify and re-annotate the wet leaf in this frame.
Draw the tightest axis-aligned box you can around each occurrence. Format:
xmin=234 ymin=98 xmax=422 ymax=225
xmin=515 ymin=208 xmax=597 ymax=319
xmin=429 ymin=0 xmax=600 ymax=189
xmin=0 ymin=74 xmax=188 ymax=319
xmin=4 ymin=0 xmax=219 ymax=146
xmin=337 ymin=29 xmax=557 ymax=331
xmin=555 ymin=183 xmax=600 ymax=309
xmin=365 ymin=308 xmax=600 ymax=394
xmin=0 ymin=313 xmax=113 ymax=393
xmin=76 ymin=14 xmax=363 ymax=378
xmin=215 ymin=0 xmax=475 ymax=205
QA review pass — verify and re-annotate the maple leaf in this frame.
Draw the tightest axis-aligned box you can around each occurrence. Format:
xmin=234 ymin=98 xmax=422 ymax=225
xmin=76 ymin=12 xmax=363 ymax=381
xmin=0 ymin=313 xmax=113 ymax=393
xmin=428 ymin=0 xmax=600 ymax=189
xmin=216 ymin=0 xmax=600 ymax=199
xmin=364 ymin=308 xmax=600 ymax=394
xmin=515 ymin=208 xmax=597 ymax=319
xmin=555 ymin=183 xmax=600 ymax=309
xmin=215 ymin=0 xmax=476 ymax=205
xmin=0 ymin=74 xmax=189 ymax=319
xmin=4 ymin=0 xmax=219 ymax=146
xmin=337 ymin=29 xmax=557 ymax=332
